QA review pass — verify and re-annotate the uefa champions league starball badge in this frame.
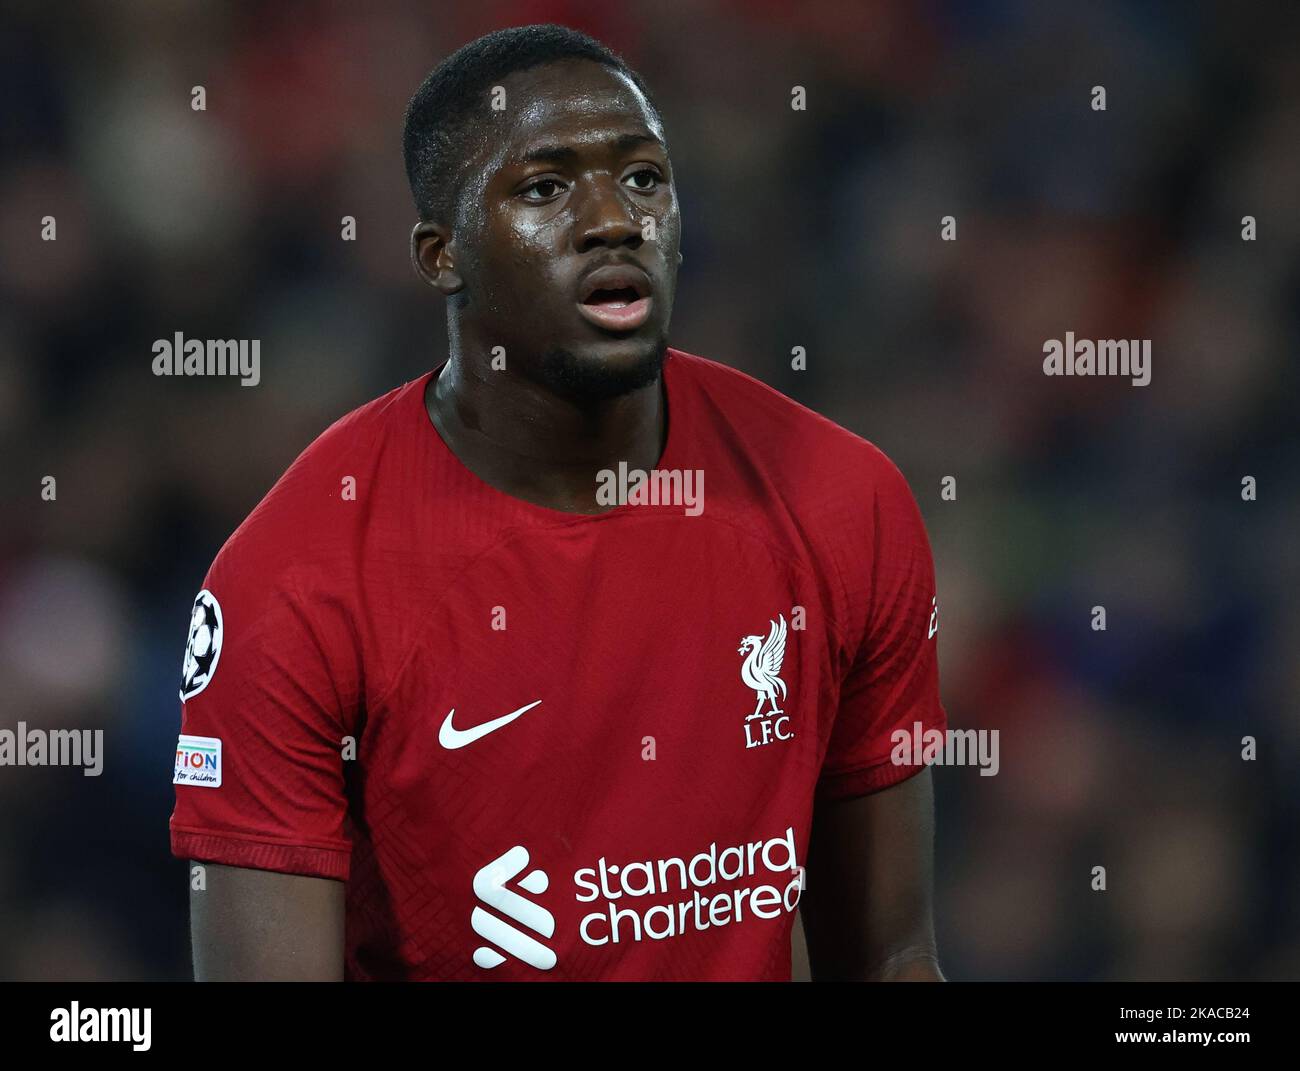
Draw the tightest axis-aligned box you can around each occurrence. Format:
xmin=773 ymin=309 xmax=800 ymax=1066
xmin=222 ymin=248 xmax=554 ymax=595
xmin=180 ymin=589 xmax=223 ymax=701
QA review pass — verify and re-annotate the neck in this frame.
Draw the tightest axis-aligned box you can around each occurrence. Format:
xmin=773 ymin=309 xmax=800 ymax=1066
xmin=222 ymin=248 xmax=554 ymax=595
xmin=425 ymin=344 xmax=667 ymax=514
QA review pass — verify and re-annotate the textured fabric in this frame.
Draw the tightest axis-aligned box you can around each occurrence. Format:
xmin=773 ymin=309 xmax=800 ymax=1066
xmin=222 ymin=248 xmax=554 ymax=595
xmin=169 ymin=347 xmax=946 ymax=980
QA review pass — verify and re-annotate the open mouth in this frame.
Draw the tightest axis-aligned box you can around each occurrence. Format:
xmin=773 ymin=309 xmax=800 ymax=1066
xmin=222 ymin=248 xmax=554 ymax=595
xmin=577 ymin=267 xmax=653 ymax=332
xmin=583 ymin=285 xmax=642 ymax=309
xmin=577 ymin=291 xmax=651 ymax=331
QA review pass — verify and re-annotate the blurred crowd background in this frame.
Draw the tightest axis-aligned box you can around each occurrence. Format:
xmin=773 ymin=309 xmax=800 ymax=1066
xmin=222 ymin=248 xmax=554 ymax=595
xmin=1 ymin=0 xmax=1296 ymax=981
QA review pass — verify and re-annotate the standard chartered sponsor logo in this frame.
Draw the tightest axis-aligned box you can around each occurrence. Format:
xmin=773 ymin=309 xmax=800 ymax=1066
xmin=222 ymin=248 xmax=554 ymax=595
xmin=574 ymin=826 xmax=803 ymax=945
xmin=471 ymin=845 xmax=557 ymax=970
xmin=471 ymin=826 xmax=803 ymax=970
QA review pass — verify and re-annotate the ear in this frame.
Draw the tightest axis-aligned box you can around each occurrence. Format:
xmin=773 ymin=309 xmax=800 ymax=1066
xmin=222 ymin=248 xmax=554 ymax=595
xmin=410 ymin=221 xmax=464 ymax=295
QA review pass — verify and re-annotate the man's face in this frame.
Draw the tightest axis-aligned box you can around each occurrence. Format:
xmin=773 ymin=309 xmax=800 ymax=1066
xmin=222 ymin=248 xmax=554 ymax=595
xmin=449 ymin=58 xmax=680 ymax=400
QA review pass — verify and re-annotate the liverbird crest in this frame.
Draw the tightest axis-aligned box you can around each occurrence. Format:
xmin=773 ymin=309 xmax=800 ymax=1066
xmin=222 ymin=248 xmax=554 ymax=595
xmin=737 ymin=613 xmax=788 ymax=720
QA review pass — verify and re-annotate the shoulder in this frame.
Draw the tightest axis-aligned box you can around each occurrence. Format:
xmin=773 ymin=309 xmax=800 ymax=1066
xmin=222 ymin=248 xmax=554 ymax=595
xmin=667 ymin=347 xmax=916 ymax=508
xmin=208 ymin=376 xmax=422 ymax=584
xmin=668 ymin=348 xmax=930 ymax=635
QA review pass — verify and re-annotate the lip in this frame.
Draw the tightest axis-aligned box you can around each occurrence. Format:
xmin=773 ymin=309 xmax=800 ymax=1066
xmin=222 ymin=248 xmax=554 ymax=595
xmin=576 ymin=263 xmax=654 ymax=333
xmin=576 ymin=294 xmax=653 ymax=331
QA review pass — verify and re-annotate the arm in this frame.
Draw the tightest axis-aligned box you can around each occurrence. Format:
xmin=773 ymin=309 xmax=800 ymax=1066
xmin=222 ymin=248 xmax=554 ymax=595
xmin=190 ymin=862 xmax=345 ymax=981
xmin=171 ymin=541 xmax=357 ymax=979
xmin=799 ymin=767 xmax=944 ymax=981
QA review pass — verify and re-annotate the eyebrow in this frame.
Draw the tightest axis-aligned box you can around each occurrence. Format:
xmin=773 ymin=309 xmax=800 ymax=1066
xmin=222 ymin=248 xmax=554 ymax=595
xmin=517 ymin=131 xmax=664 ymax=167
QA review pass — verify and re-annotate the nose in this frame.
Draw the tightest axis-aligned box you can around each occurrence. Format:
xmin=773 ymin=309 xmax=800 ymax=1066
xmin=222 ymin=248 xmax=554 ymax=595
xmin=573 ymin=175 xmax=643 ymax=253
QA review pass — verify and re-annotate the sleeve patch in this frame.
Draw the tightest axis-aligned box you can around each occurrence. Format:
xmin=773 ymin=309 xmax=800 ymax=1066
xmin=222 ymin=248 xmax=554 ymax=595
xmin=174 ymin=734 xmax=222 ymax=788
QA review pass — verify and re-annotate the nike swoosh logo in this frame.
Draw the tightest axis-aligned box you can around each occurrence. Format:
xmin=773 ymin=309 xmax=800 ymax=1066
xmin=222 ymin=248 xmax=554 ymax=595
xmin=439 ymin=701 xmax=542 ymax=750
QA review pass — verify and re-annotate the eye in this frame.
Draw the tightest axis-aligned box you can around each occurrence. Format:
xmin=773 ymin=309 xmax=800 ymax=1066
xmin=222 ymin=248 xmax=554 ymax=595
xmin=521 ymin=177 xmax=566 ymax=202
xmin=623 ymin=168 xmax=660 ymax=192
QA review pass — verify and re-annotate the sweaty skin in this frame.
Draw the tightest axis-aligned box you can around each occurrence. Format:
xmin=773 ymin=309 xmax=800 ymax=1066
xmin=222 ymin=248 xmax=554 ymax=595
xmin=415 ymin=58 xmax=681 ymax=515
xmin=190 ymin=58 xmax=943 ymax=982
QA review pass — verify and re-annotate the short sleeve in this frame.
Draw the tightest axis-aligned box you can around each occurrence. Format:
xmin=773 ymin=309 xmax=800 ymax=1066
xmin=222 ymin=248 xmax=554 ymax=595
xmin=817 ymin=458 xmax=947 ymax=802
xmin=169 ymin=542 xmax=356 ymax=881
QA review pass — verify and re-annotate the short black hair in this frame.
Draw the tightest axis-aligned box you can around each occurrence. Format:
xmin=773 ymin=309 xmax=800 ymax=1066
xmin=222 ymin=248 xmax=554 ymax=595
xmin=403 ymin=23 xmax=661 ymax=224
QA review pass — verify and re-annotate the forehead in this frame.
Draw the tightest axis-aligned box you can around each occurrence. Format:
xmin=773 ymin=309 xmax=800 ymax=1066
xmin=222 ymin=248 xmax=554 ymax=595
xmin=494 ymin=58 xmax=663 ymax=153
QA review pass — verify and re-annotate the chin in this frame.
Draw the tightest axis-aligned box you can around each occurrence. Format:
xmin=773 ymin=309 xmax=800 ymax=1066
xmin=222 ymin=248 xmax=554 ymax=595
xmin=538 ymin=334 xmax=668 ymax=402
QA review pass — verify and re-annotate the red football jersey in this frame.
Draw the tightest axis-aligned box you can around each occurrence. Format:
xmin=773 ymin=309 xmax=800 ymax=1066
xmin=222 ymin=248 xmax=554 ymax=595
xmin=170 ymin=348 xmax=946 ymax=981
